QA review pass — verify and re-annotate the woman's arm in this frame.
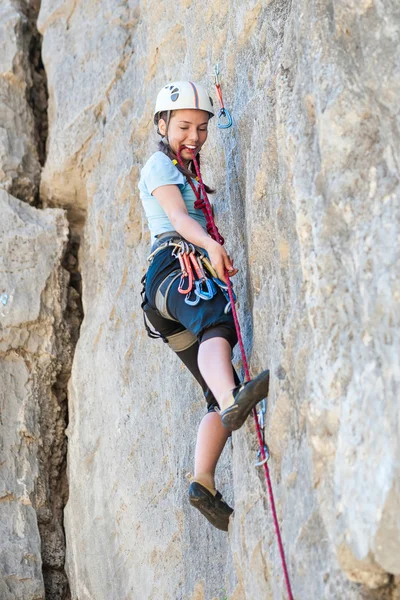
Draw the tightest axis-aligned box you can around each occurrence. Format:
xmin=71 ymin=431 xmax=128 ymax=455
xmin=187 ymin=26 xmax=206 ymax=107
xmin=152 ymin=184 xmax=237 ymax=282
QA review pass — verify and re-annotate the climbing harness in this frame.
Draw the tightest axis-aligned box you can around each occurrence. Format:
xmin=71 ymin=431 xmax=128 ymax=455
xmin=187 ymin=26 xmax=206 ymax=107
xmin=140 ymin=273 xmax=169 ymax=343
xmin=213 ymin=64 xmax=233 ymax=129
xmin=148 ymin=238 xmax=234 ymax=313
xmin=176 ymin=146 xmax=294 ymax=600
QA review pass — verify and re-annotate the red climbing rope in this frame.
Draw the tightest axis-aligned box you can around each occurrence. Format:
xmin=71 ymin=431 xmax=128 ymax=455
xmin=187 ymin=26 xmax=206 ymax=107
xmin=176 ymin=147 xmax=294 ymax=600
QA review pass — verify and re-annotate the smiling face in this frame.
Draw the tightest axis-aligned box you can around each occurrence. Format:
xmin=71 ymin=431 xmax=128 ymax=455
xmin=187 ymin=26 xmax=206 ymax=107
xmin=158 ymin=109 xmax=210 ymax=164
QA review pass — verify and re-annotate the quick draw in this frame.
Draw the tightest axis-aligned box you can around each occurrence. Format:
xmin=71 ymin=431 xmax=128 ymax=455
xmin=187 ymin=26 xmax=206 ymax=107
xmin=159 ymin=240 xmax=235 ymax=312
xmin=213 ymin=64 xmax=233 ymax=129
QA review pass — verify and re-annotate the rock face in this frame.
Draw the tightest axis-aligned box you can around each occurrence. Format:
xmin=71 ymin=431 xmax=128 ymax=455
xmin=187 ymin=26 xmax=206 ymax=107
xmin=1 ymin=0 xmax=399 ymax=598
xmin=0 ymin=1 xmax=45 ymax=204
xmin=0 ymin=3 xmax=78 ymax=599
xmin=0 ymin=191 xmax=70 ymax=599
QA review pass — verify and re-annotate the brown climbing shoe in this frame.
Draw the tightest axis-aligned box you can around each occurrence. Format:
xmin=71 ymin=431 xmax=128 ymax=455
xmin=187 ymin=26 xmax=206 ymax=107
xmin=220 ymin=370 xmax=270 ymax=431
xmin=188 ymin=481 xmax=233 ymax=532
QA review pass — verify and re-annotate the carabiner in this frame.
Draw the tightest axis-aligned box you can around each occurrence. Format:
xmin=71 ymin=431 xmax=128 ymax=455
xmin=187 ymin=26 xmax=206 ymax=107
xmin=257 ymin=398 xmax=267 ymax=429
xmin=185 ymin=289 xmax=201 ymax=306
xmin=179 ymin=274 xmax=192 ymax=294
xmin=195 ymin=255 xmax=207 ymax=279
xmin=171 ymin=241 xmax=185 ymax=259
xmin=201 ymin=256 xmax=218 ymax=279
xmin=217 ymin=107 xmax=233 ymax=129
xmin=255 ymin=444 xmax=270 ymax=467
xmin=213 ymin=63 xmax=233 ymax=129
xmin=194 ymin=278 xmax=216 ymax=301
xmin=189 ymin=251 xmax=206 ymax=281
xmin=177 ymin=252 xmax=194 ymax=294
xmin=224 ymin=300 xmax=232 ymax=314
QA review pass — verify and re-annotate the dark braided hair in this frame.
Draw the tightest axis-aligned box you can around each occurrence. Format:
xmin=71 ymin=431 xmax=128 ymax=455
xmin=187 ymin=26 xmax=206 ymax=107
xmin=157 ymin=110 xmax=215 ymax=194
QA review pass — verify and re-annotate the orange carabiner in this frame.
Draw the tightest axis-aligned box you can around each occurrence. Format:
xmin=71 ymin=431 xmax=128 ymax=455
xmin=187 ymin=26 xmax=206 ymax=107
xmin=178 ymin=252 xmax=194 ymax=294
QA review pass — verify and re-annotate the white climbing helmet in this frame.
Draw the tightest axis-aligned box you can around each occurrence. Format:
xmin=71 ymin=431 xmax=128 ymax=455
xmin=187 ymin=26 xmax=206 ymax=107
xmin=154 ymin=81 xmax=214 ymax=124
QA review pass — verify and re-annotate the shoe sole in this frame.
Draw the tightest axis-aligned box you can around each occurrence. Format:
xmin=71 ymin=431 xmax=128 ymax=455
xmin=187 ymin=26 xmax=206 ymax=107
xmin=189 ymin=489 xmax=232 ymax=532
xmin=221 ymin=370 xmax=270 ymax=431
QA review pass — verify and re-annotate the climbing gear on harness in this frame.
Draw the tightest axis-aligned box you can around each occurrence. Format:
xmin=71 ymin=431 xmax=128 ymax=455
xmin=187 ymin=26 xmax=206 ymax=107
xmin=220 ymin=371 xmax=270 ymax=431
xmin=197 ymin=253 xmax=217 ymax=278
xmin=195 ymin=277 xmax=215 ymax=301
xmin=173 ymin=245 xmax=194 ymax=295
xmin=147 ymin=240 xmax=175 ymax=263
xmin=170 ymin=241 xmax=233 ymax=309
xmin=213 ymin=64 xmax=233 ymax=129
xmin=176 ymin=146 xmax=294 ymax=600
xmin=195 ymin=251 xmax=235 ymax=312
xmin=154 ymin=81 xmax=215 ymax=125
xmin=196 ymin=253 xmax=236 ymax=311
xmin=188 ymin=481 xmax=233 ymax=532
xmin=188 ymin=248 xmax=215 ymax=301
xmin=255 ymin=399 xmax=270 ymax=467
xmin=146 ymin=236 xmax=234 ymax=316
xmin=209 ymin=275 xmax=236 ymax=314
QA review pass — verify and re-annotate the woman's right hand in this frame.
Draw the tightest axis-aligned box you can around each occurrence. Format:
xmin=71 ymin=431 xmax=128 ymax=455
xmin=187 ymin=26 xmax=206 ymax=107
xmin=205 ymin=239 xmax=238 ymax=283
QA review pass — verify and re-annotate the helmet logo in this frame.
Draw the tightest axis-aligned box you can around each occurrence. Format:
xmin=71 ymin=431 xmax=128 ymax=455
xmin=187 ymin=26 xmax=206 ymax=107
xmin=170 ymin=86 xmax=180 ymax=102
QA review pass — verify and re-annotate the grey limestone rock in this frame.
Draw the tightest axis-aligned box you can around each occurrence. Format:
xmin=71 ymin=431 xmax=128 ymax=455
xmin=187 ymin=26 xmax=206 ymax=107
xmin=39 ymin=0 xmax=400 ymax=597
xmin=1 ymin=0 xmax=399 ymax=598
xmin=0 ymin=191 xmax=70 ymax=599
xmin=0 ymin=1 xmax=42 ymax=204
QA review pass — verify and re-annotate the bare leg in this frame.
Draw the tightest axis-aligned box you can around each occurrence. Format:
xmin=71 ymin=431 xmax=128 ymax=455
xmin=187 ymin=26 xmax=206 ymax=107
xmin=197 ymin=337 xmax=236 ymax=411
xmin=193 ymin=337 xmax=237 ymax=493
xmin=194 ymin=412 xmax=231 ymax=492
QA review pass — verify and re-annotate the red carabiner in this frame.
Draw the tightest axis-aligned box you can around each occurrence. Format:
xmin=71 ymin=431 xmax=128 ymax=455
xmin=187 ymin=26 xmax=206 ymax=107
xmin=189 ymin=251 xmax=205 ymax=282
xmin=177 ymin=252 xmax=194 ymax=294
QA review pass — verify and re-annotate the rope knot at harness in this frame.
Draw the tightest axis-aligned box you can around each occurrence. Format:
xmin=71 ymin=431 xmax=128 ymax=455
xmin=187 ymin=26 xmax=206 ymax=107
xmin=175 ymin=146 xmax=294 ymax=600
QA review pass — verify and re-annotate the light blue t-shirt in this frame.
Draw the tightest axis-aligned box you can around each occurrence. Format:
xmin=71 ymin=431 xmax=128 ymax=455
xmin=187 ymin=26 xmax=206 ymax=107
xmin=138 ymin=151 xmax=207 ymax=242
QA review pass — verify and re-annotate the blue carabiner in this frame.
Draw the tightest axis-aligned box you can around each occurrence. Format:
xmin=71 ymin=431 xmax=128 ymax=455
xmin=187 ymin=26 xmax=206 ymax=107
xmin=194 ymin=278 xmax=216 ymax=300
xmin=185 ymin=289 xmax=201 ymax=306
xmin=217 ymin=107 xmax=233 ymax=129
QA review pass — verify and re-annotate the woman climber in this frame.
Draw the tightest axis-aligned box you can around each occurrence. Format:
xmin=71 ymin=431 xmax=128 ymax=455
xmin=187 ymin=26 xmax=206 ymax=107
xmin=139 ymin=80 xmax=269 ymax=532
